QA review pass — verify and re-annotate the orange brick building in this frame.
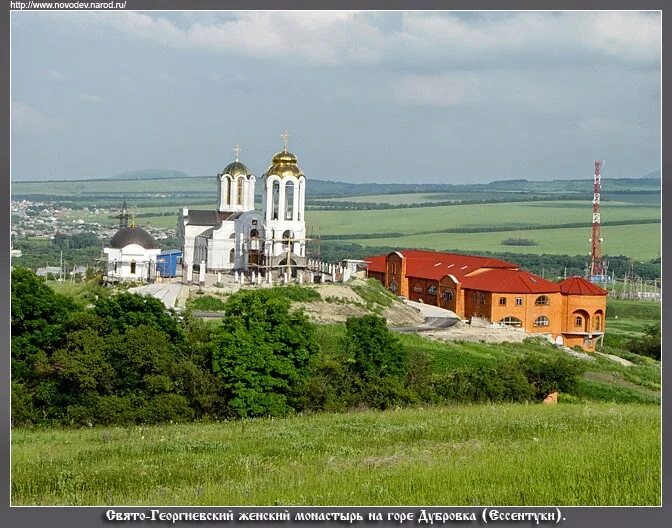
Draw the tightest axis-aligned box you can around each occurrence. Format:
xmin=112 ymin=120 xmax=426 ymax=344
xmin=366 ymin=250 xmax=607 ymax=351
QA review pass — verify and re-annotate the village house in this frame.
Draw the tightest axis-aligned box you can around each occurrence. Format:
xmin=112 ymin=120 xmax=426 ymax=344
xmin=366 ymin=249 xmax=607 ymax=351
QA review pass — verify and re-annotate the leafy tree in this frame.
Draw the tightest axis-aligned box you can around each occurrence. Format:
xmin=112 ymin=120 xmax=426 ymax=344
xmin=211 ymin=290 xmax=318 ymax=418
xmin=93 ymin=293 xmax=183 ymax=342
xmin=342 ymin=315 xmax=409 ymax=408
xmin=11 ymin=268 xmax=76 ymax=381
xmin=344 ymin=315 xmax=406 ymax=380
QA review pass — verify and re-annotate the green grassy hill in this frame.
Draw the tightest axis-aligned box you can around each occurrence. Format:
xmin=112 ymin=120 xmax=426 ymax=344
xmin=11 ymin=403 xmax=660 ymax=505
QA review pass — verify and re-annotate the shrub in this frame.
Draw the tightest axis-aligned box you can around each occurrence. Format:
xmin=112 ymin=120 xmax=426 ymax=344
xmin=512 ymin=352 xmax=586 ymax=400
xmin=11 ymin=382 xmax=36 ymax=426
xmin=269 ymin=285 xmax=321 ymax=302
xmin=501 ymin=238 xmax=538 ymax=246
xmin=140 ymin=393 xmax=195 ymax=424
xmin=352 ymin=279 xmax=394 ymax=308
xmin=625 ymin=324 xmax=660 ymax=360
xmin=430 ymin=352 xmax=584 ymax=404
xmin=187 ymin=295 xmax=228 ymax=312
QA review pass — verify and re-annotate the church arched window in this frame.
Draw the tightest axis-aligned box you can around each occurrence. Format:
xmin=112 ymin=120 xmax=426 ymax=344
xmin=282 ymin=229 xmax=293 ymax=251
xmin=237 ymin=178 xmax=244 ymax=206
xmin=297 ymin=181 xmax=303 ymax=221
xmin=226 ymin=176 xmax=232 ymax=205
xmin=285 ymin=181 xmax=294 ymax=220
xmin=227 ymin=177 xmax=236 ymax=205
xmin=272 ymin=181 xmax=280 ymax=220
xmin=229 ymin=248 xmax=235 ymax=264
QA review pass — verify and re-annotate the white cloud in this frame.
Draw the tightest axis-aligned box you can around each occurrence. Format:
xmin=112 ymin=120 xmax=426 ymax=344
xmin=11 ymin=102 xmax=63 ymax=133
xmin=56 ymin=10 xmax=382 ymax=65
xmin=398 ymin=11 xmax=660 ymax=66
xmin=43 ymin=11 xmax=660 ymax=68
xmin=80 ymin=93 xmax=102 ymax=103
xmin=41 ymin=69 xmax=66 ymax=81
xmin=395 ymin=74 xmax=480 ymax=106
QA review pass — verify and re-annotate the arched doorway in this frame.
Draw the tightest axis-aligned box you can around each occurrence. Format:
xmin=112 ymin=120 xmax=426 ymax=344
xmin=278 ymin=258 xmax=298 ymax=278
xmin=571 ymin=309 xmax=591 ymax=332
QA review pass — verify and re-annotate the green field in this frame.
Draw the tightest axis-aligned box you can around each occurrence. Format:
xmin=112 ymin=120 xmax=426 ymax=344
xmin=306 ymin=201 xmax=660 ymax=236
xmin=340 ymin=223 xmax=660 ymax=260
xmin=11 ymin=403 xmax=660 ymax=506
xmin=12 ymin=177 xmax=216 ymax=196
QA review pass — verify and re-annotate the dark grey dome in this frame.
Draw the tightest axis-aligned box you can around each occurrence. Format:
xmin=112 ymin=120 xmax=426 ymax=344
xmin=109 ymin=226 xmax=158 ymax=249
xmin=220 ymin=161 xmax=252 ymax=178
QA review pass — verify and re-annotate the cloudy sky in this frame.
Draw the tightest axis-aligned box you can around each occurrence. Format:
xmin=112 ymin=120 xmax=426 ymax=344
xmin=10 ymin=10 xmax=661 ymax=183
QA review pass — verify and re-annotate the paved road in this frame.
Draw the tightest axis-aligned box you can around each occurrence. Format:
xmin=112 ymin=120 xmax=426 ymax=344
xmin=129 ymin=283 xmax=183 ymax=309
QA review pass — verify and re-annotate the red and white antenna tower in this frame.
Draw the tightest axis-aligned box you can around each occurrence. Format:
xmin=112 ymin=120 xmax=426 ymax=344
xmin=589 ymin=160 xmax=605 ymax=277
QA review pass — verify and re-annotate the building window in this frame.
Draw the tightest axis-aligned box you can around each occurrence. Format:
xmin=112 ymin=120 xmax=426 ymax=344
xmin=130 ymin=261 xmax=136 ymax=274
xmin=285 ymin=181 xmax=294 ymax=220
xmin=499 ymin=297 xmax=507 ymax=306
xmin=443 ymin=290 xmax=454 ymax=302
xmin=272 ymin=181 xmax=280 ymax=219
xmin=471 ymin=293 xmax=477 ymax=303
xmin=480 ymin=293 xmax=486 ymax=304
xmin=282 ymin=229 xmax=293 ymax=251
xmin=500 ymin=316 xmax=522 ymax=328
xmin=575 ymin=316 xmax=583 ymax=327
xmin=535 ymin=295 xmax=550 ymax=306
xmin=428 ymin=285 xmax=437 ymax=295
xmin=594 ymin=316 xmax=601 ymax=331
xmin=534 ymin=316 xmax=550 ymax=327
xmin=391 ymin=263 xmax=397 ymax=274
xmin=237 ymin=178 xmax=244 ymax=205
xmin=229 ymin=249 xmax=235 ymax=264
xmin=515 ymin=297 xmax=523 ymax=306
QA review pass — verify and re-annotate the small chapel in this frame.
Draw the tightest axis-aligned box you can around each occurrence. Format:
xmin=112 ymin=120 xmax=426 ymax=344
xmin=104 ymin=202 xmax=162 ymax=283
xmin=177 ymin=132 xmax=308 ymax=279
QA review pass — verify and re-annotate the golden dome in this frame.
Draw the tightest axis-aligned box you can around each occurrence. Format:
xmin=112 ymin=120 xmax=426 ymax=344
xmin=266 ymin=150 xmax=303 ymax=178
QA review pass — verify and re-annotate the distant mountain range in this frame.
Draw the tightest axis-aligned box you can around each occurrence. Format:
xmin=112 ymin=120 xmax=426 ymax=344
xmin=106 ymin=169 xmax=192 ymax=181
xmin=13 ymin=168 xmax=660 ymax=198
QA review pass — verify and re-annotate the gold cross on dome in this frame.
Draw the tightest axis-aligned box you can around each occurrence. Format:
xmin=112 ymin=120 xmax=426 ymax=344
xmin=233 ymin=144 xmax=241 ymax=162
xmin=281 ymin=130 xmax=290 ymax=152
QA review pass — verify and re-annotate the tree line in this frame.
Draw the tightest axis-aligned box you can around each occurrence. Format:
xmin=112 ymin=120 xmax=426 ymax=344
xmin=314 ymin=242 xmax=661 ymax=281
xmin=11 ymin=269 xmax=584 ymax=427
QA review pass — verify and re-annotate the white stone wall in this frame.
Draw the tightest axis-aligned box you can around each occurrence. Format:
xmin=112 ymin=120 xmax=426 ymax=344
xmin=104 ymin=244 xmax=161 ymax=282
xmin=218 ymin=174 xmax=256 ymax=213
xmin=262 ymin=174 xmax=306 ymax=261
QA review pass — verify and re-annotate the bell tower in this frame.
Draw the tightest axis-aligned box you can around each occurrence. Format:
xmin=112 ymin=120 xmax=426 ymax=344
xmin=217 ymin=144 xmax=255 ymax=213
xmin=261 ymin=131 xmax=307 ymax=274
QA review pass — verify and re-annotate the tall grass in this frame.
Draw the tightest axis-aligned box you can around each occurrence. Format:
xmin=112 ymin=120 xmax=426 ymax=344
xmin=11 ymin=403 xmax=659 ymax=506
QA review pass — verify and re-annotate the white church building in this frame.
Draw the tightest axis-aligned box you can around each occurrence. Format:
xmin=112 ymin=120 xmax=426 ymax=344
xmin=104 ymin=224 xmax=162 ymax=283
xmin=177 ymin=135 xmax=307 ymax=278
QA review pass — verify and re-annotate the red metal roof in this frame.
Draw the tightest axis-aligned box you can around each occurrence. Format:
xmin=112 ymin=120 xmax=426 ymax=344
xmin=365 ymin=250 xmax=518 ymax=281
xmin=364 ymin=255 xmax=387 ymax=273
xmin=460 ymin=268 xmax=561 ymax=294
xmin=559 ymin=276 xmax=608 ymax=296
